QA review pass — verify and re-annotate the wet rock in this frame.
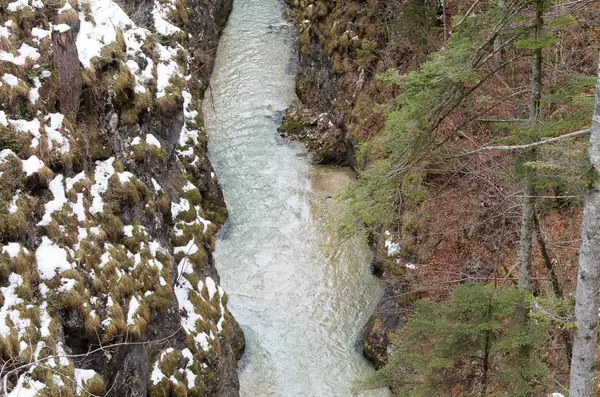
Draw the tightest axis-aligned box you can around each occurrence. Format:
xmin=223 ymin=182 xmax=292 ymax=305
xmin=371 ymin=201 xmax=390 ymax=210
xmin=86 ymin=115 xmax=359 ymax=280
xmin=280 ymin=106 xmax=347 ymax=165
xmin=362 ymin=285 xmax=404 ymax=369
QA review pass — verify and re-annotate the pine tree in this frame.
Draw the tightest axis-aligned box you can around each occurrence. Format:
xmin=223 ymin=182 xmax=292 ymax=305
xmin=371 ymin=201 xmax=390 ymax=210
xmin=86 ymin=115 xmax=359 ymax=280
xmin=361 ymin=284 xmax=549 ymax=396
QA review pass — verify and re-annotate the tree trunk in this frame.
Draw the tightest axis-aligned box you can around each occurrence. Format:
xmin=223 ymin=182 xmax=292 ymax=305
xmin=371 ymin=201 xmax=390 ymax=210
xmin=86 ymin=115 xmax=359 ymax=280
xmin=569 ymin=52 xmax=600 ymax=397
xmin=517 ymin=178 xmax=535 ymax=291
xmin=493 ymin=0 xmax=505 ymax=69
xmin=51 ymin=24 xmax=82 ymax=121
xmin=517 ymin=0 xmax=544 ymax=293
xmin=529 ymin=0 xmax=543 ymax=121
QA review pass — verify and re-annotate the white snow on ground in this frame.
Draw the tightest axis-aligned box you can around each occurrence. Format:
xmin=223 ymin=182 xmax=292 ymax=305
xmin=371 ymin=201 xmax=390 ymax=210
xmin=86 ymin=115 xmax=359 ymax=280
xmin=0 ymin=111 xmax=8 ymax=126
xmin=174 ymin=240 xmax=198 ymax=255
xmin=6 ymin=377 xmax=45 ymax=397
xmin=0 ymin=42 xmax=40 ymax=66
xmin=152 ymin=0 xmax=181 ymax=36
xmin=8 ymin=191 xmax=19 ymax=214
xmin=2 ymin=243 xmax=22 ymax=258
xmin=21 ymin=155 xmax=45 ymax=176
xmin=38 ymin=175 xmax=67 ymax=226
xmin=45 ymin=113 xmax=70 ymax=154
xmin=171 ymin=198 xmax=190 ymax=218
xmin=39 ymin=302 xmax=52 ymax=338
xmin=7 ymin=0 xmax=29 ymax=12
xmin=90 ymin=158 xmax=115 ymax=214
xmin=2 ymin=74 xmax=19 ymax=86
xmin=31 ymin=27 xmax=51 ymax=40
xmin=9 ymin=118 xmax=41 ymax=148
xmin=127 ymin=296 xmax=140 ymax=325
xmin=66 ymin=171 xmax=86 ymax=191
xmin=0 ymin=274 xmax=25 ymax=338
xmin=77 ymin=0 xmax=133 ymax=68
xmin=75 ymin=369 xmax=99 ymax=396
xmin=35 ymin=237 xmax=72 ymax=280
xmin=58 ymin=278 xmax=77 ymax=292
xmin=156 ymin=62 xmax=180 ymax=98
xmin=146 ymin=133 xmax=162 ymax=148
xmin=385 ymin=237 xmax=401 ymax=256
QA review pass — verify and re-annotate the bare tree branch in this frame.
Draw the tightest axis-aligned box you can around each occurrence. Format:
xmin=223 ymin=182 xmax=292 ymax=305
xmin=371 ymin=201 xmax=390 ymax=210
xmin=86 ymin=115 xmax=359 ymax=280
xmin=454 ymin=128 xmax=591 ymax=157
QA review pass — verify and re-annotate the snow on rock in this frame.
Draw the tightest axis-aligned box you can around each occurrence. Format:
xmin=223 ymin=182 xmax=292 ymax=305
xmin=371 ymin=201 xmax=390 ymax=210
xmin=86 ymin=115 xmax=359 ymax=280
xmin=182 ymin=90 xmax=198 ymax=119
xmin=6 ymin=376 xmax=45 ymax=397
xmin=174 ymin=240 xmax=198 ymax=255
xmin=53 ymin=24 xmax=71 ymax=34
xmin=8 ymin=191 xmax=19 ymax=214
xmin=7 ymin=0 xmax=30 ymax=12
xmin=385 ymin=237 xmax=401 ymax=257
xmin=0 ymin=111 xmax=8 ymax=127
xmin=126 ymin=296 xmax=140 ymax=326
xmin=171 ymin=198 xmax=190 ymax=218
xmin=151 ymin=178 xmax=162 ymax=192
xmin=205 ymin=277 xmax=218 ymax=300
xmin=156 ymin=61 xmax=180 ymax=98
xmin=75 ymin=369 xmax=98 ymax=395
xmin=146 ymin=133 xmax=162 ymax=148
xmin=2 ymin=243 xmax=22 ymax=258
xmin=77 ymin=0 xmax=133 ymax=68
xmin=45 ymin=113 xmax=70 ymax=154
xmin=90 ymin=158 xmax=115 ymax=214
xmin=35 ymin=237 xmax=72 ymax=280
xmin=2 ymin=73 xmax=19 ymax=87
xmin=0 ymin=43 xmax=40 ymax=66
xmin=21 ymin=155 xmax=45 ymax=176
xmin=10 ymin=118 xmax=41 ymax=148
xmin=38 ymin=175 xmax=67 ymax=226
xmin=153 ymin=0 xmax=182 ymax=36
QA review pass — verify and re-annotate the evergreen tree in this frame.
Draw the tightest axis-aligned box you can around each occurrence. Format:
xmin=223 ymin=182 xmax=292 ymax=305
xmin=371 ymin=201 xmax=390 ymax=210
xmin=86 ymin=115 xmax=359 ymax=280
xmin=361 ymin=284 xmax=549 ymax=396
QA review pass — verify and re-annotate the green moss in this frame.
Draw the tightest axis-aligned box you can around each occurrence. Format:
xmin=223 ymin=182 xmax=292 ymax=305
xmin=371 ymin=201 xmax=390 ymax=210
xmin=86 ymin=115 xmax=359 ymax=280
xmin=100 ymin=214 xmax=125 ymax=242
xmin=121 ymin=92 xmax=153 ymax=126
xmin=106 ymin=177 xmax=140 ymax=214
xmin=0 ymin=125 xmax=22 ymax=153
xmin=157 ymin=194 xmax=171 ymax=215
xmin=80 ymin=374 xmax=105 ymax=397
xmin=156 ymin=93 xmax=181 ymax=117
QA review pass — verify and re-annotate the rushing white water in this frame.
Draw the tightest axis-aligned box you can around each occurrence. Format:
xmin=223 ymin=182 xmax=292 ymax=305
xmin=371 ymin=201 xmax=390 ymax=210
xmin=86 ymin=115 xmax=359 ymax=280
xmin=204 ymin=1 xmax=387 ymax=396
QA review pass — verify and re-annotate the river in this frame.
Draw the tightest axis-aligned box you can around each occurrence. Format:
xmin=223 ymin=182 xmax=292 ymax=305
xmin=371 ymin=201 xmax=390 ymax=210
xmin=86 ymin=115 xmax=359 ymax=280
xmin=203 ymin=1 xmax=386 ymax=396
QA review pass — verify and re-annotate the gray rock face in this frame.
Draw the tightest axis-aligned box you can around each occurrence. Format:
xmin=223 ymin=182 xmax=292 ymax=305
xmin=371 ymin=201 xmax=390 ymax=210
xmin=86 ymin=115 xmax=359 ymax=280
xmin=280 ymin=31 xmax=348 ymax=165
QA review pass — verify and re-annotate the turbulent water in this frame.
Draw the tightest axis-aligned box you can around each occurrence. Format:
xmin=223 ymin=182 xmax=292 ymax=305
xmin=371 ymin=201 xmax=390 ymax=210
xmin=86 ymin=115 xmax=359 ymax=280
xmin=203 ymin=1 xmax=386 ymax=396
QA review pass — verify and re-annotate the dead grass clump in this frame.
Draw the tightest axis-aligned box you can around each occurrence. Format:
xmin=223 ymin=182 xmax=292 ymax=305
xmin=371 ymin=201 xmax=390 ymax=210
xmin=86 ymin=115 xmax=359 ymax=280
xmin=156 ymin=93 xmax=182 ymax=117
xmin=56 ymin=8 xmax=79 ymax=26
xmin=120 ymin=92 xmax=152 ymax=126
xmin=0 ymin=80 xmax=31 ymax=117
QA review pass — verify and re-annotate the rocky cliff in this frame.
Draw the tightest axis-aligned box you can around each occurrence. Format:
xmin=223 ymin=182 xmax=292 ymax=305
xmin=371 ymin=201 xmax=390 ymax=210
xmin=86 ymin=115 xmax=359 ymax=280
xmin=0 ymin=0 xmax=244 ymax=395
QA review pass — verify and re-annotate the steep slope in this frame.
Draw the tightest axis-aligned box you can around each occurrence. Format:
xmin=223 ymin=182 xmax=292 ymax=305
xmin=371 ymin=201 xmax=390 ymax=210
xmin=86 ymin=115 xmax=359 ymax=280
xmin=0 ymin=0 xmax=244 ymax=395
xmin=284 ymin=0 xmax=599 ymax=377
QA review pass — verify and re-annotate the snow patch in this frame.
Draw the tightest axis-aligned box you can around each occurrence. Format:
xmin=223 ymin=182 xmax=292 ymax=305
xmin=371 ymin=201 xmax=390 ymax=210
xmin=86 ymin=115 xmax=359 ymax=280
xmin=35 ymin=237 xmax=72 ymax=280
